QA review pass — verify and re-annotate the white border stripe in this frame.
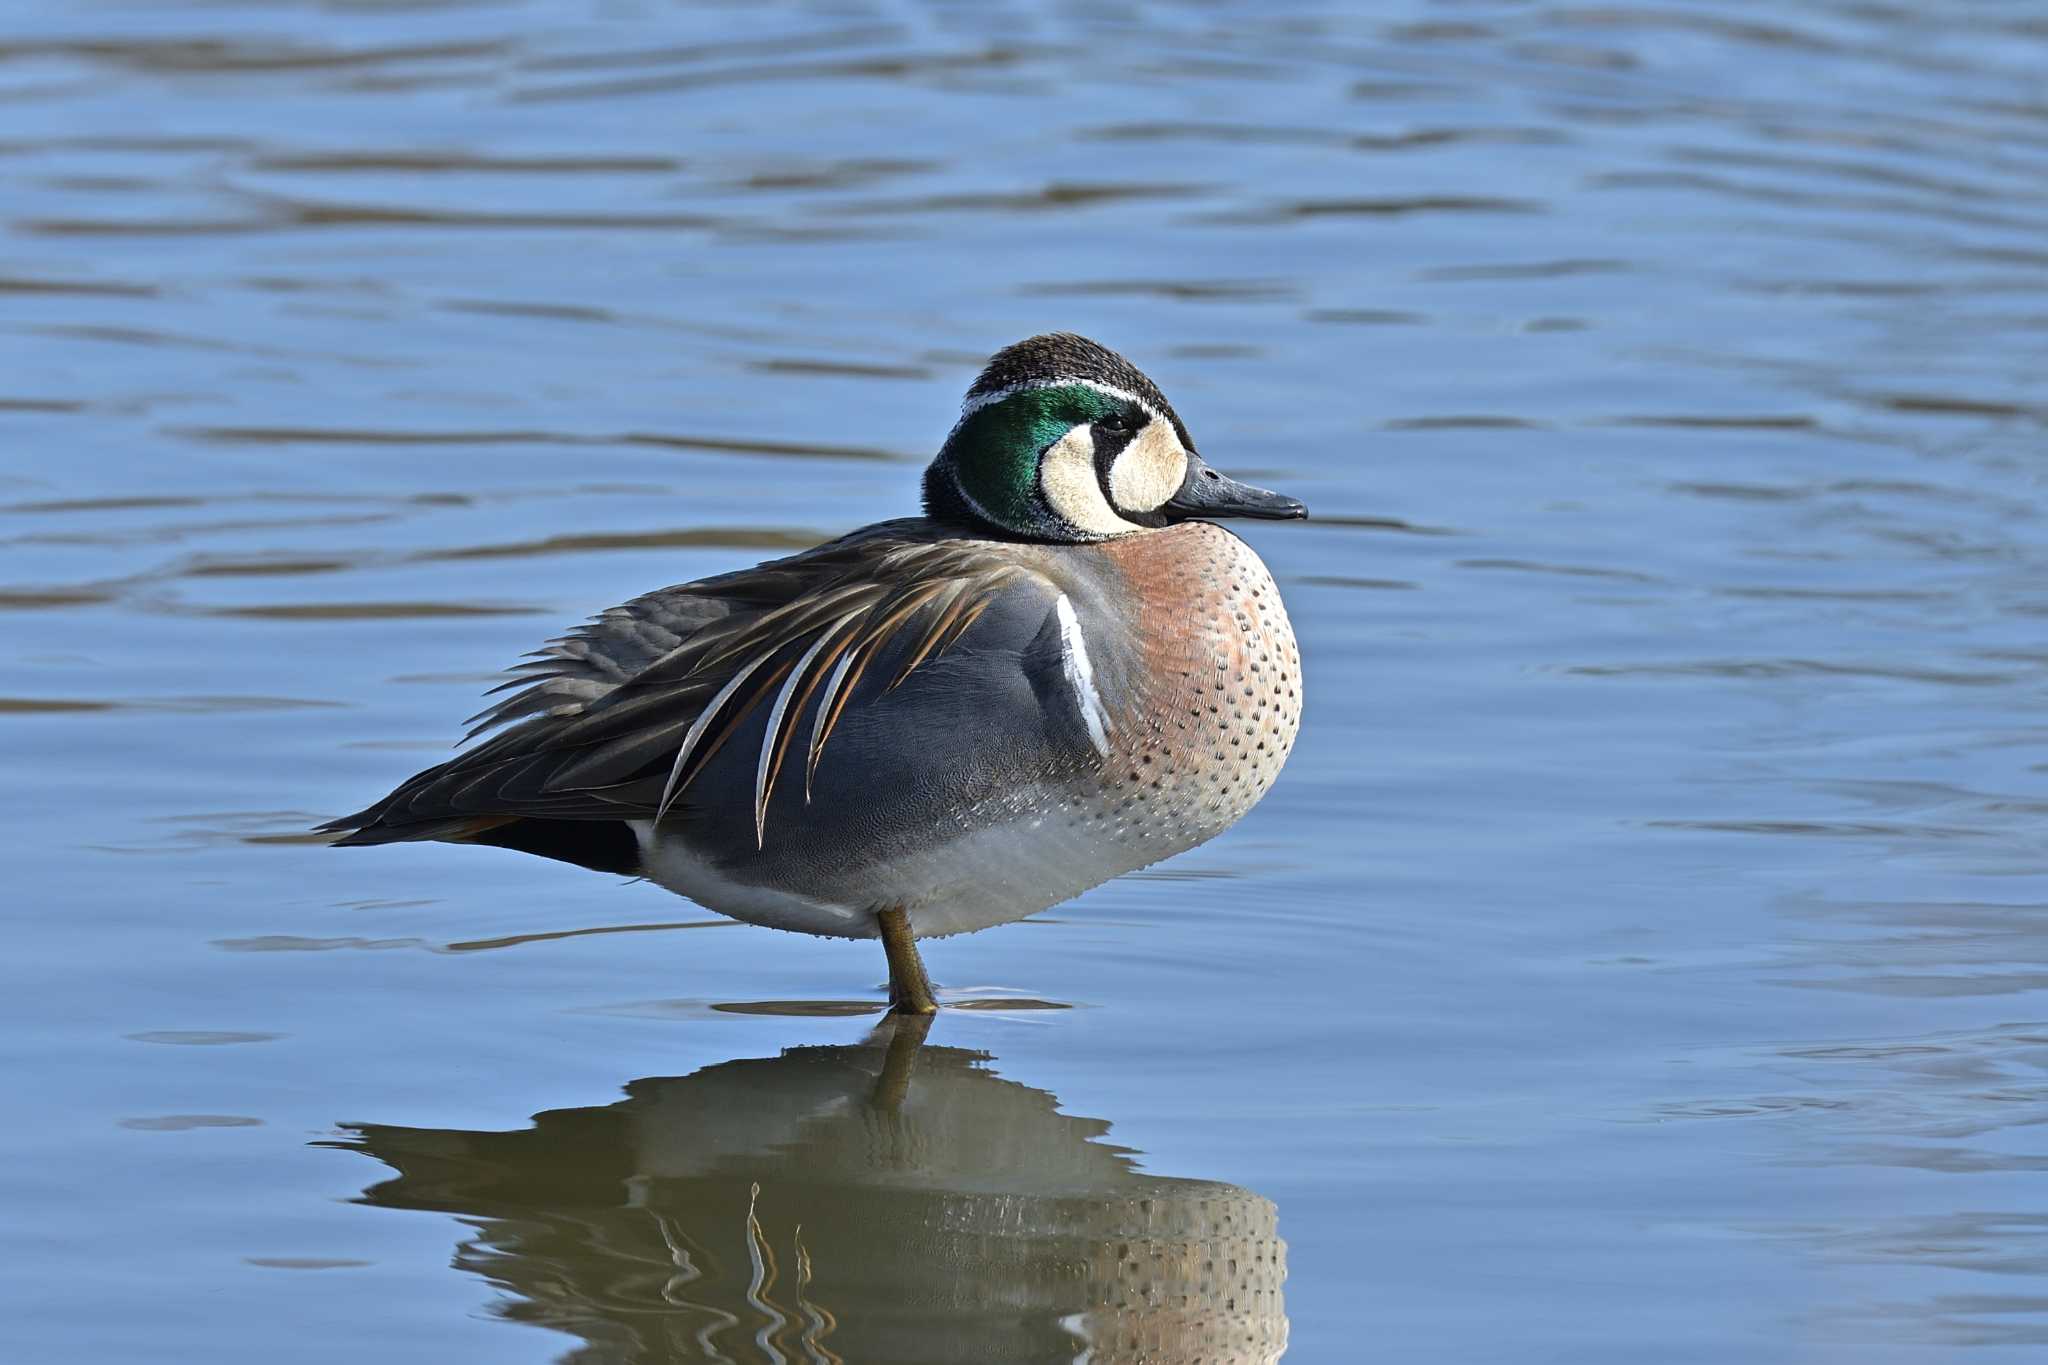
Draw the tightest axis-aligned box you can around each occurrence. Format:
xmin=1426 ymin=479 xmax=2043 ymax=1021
xmin=958 ymin=377 xmax=1162 ymax=425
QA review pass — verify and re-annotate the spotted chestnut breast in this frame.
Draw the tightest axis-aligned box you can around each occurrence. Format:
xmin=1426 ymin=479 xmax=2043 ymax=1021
xmin=1078 ymin=522 xmax=1302 ymax=862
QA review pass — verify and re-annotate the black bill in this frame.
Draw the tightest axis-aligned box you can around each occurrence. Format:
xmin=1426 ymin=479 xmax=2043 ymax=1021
xmin=1161 ymin=453 xmax=1307 ymax=521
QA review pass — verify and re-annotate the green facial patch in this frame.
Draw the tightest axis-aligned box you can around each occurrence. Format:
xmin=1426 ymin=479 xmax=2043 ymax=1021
xmin=943 ymin=384 xmax=1122 ymax=533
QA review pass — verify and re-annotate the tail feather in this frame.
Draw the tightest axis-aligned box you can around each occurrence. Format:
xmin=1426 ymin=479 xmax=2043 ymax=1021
xmin=317 ymin=808 xmax=641 ymax=876
xmin=318 ymin=813 xmax=513 ymax=847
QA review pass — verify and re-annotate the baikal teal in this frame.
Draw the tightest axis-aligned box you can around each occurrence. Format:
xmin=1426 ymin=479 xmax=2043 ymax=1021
xmin=323 ymin=333 xmax=1308 ymax=1014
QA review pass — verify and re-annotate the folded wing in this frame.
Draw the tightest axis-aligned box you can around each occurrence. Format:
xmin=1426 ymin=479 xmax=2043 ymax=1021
xmin=320 ymin=522 xmax=1051 ymax=851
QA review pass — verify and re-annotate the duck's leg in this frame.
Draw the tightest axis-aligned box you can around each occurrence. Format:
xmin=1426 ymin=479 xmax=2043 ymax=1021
xmin=866 ymin=1011 xmax=934 ymax=1110
xmin=876 ymin=906 xmax=937 ymax=1015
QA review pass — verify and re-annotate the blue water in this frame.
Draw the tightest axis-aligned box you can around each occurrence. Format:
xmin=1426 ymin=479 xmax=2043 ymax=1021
xmin=4 ymin=2 xmax=2047 ymax=1361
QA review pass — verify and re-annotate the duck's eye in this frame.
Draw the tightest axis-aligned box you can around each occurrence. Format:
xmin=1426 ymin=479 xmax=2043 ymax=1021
xmin=1098 ymin=410 xmax=1140 ymax=434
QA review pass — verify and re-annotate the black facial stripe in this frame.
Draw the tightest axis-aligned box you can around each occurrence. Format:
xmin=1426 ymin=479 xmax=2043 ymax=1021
xmin=1089 ymin=422 xmax=1138 ymax=507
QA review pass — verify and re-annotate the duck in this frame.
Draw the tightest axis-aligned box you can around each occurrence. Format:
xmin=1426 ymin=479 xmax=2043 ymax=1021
xmin=321 ymin=333 xmax=1306 ymax=1014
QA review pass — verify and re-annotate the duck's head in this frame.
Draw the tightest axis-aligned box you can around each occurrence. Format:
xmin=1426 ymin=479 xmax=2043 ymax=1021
xmin=923 ymin=333 xmax=1307 ymax=543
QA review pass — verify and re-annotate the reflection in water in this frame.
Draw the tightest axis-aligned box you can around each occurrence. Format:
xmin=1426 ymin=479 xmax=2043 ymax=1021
xmin=330 ymin=1019 xmax=1286 ymax=1364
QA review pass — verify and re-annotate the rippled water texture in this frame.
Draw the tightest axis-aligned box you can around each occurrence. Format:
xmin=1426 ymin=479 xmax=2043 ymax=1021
xmin=5 ymin=2 xmax=2047 ymax=1361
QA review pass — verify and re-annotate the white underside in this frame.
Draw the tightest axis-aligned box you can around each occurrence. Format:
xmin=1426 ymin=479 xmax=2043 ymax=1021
xmin=628 ymin=819 xmax=870 ymax=936
xmin=628 ymin=804 xmax=1199 ymax=941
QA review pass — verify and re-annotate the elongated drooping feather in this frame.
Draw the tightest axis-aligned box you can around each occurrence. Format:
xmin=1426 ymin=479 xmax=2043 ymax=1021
xmin=751 ymin=621 xmax=847 ymax=847
xmin=318 ymin=523 xmax=1069 ymax=851
xmin=656 ymin=651 xmax=772 ymax=820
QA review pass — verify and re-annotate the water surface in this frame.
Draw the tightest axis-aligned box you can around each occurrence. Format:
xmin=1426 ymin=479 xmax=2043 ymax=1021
xmin=5 ymin=1 xmax=2047 ymax=1361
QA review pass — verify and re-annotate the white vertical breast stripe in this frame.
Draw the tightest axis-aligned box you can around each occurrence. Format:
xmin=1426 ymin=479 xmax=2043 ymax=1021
xmin=1054 ymin=594 xmax=1112 ymax=756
